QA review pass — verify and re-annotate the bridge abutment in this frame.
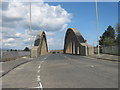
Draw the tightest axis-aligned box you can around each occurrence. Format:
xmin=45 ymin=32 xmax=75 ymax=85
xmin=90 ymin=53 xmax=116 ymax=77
xmin=31 ymin=31 xmax=48 ymax=58
xmin=64 ymin=28 xmax=94 ymax=56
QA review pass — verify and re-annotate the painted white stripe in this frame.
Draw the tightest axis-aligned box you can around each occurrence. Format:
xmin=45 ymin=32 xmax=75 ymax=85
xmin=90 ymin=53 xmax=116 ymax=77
xmin=33 ymin=82 xmax=43 ymax=89
xmin=22 ymin=57 xmax=27 ymax=58
xmin=0 ymin=71 xmax=4 ymax=73
xmin=41 ymin=61 xmax=44 ymax=63
xmin=37 ymin=75 xmax=41 ymax=81
xmin=32 ymin=86 xmax=40 ymax=88
xmin=0 ymin=62 xmax=6 ymax=64
xmin=91 ymin=65 xmax=94 ymax=67
xmin=38 ymin=66 xmax=41 ymax=69
xmin=64 ymin=55 xmax=71 ymax=60
xmin=39 ymin=82 xmax=43 ymax=90
xmin=44 ymin=54 xmax=50 ymax=60
xmin=35 ymin=55 xmax=48 ymax=89
xmin=37 ymin=70 xmax=40 ymax=73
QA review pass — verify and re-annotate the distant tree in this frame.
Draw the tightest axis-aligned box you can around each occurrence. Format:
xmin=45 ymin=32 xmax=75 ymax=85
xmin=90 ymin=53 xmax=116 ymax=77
xmin=10 ymin=49 xmax=13 ymax=51
xmin=15 ymin=49 xmax=17 ymax=51
xmin=99 ymin=25 xmax=116 ymax=46
xmin=116 ymin=24 xmax=120 ymax=45
xmin=23 ymin=47 xmax=30 ymax=51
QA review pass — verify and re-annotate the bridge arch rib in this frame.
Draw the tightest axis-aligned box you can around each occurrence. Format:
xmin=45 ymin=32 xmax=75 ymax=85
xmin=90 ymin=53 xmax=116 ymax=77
xmin=64 ymin=28 xmax=94 ymax=56
xmin=31 ymin=31 xmax=48 ymax=58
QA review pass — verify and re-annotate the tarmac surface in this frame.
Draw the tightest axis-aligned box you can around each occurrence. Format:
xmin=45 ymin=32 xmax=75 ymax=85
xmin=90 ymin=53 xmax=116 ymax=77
xmin=89 ymin=53 xmax=119 ymax=61
xmin=1 ymin=56 xmax=32 ymax=77
xmin=1 ymin=53 xmax=118 ymax=88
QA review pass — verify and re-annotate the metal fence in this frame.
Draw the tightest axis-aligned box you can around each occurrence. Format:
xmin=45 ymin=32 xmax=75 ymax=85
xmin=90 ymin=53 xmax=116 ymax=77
xmin=0 ymin=50 xmax=30 ymax=60
xmin=94 ymin=45 xmax=119 ymax=55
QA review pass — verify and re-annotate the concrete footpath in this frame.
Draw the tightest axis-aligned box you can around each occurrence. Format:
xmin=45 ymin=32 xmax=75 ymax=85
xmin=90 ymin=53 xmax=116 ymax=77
xmin=89 ymin=54 xmax=119 ymax=62
xmin=0 ymin=56 xmax=33 ymax=78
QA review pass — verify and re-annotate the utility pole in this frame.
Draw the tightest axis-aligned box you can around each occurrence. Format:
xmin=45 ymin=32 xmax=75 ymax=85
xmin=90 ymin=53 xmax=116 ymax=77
xmin=95 ymin=0 xmax=100 ymax=57
xmin=29 ymin=0 xmax=32 ymax=58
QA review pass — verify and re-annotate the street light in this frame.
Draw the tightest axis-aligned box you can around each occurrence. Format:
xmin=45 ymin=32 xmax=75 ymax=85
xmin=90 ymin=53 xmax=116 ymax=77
xmin=95 ymin=0 xmax=100 ymax=57
xmin=29 ymin=0 xmax=32 ymax=58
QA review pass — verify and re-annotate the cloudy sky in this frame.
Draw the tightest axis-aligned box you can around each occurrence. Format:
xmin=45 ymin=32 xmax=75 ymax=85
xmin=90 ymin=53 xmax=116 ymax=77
xmin=1 ymin=2 xmax=118 ymax=50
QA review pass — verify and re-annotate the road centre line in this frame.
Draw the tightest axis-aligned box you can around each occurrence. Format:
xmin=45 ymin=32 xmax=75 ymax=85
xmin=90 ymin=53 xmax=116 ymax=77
xmin=91 ymin=65 xmax=94 ymax=67
xmin=41 ymin=61 xmax=44 ymax=63
xmin=38 ymin=65 xmax=41 ymax=69
xmin=37 ymin=75 xmax=41 ymax=81
xmin=63 ymin=55 xmax=72 ymax=60
xmin=39 ymin=82 xmax=43 ymax=90
xmin=36 ymin=54 xmax=50 ymax=89
xmin=22 ymin=56 xmax=27 ymax=58
xmin=37 ymin=70 xmax=40 ymax=73
xmin=36 ymin=55 xmax=49 ymax=89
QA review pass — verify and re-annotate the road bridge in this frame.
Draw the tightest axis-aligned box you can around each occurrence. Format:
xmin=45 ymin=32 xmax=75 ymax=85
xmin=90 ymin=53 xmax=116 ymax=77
xmin=31 ymin=31 xmax=48 ymax=58
xmin=64 ymin=28 xmax=94 ymax=56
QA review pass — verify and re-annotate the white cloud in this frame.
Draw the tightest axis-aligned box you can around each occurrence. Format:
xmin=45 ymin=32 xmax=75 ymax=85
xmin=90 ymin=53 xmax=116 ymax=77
xmin=47 ymin=38 xmax=64 ymax=50
xmin=22 ymin=3 xmax=72 ymax=31
xmin=15 ymin=32 xmax=22 ymax=37
xmin=1 ymin=2 xmax=72 ymax=49
xmin=45 ymin=32 xmax=55 ymax=36
xmin=3 ymin=38 xmax=15 ymax=42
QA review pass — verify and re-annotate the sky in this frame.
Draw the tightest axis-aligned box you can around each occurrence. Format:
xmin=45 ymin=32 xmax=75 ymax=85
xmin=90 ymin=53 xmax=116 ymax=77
xmin=0 ymin=1 xmax=118 ymax=50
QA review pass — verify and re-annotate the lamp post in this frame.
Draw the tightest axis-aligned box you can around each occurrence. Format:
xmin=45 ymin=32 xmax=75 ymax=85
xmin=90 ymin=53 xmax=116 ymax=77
xmin=29 ymin=0 xmax=32 ymax=58
xmin=95 ymin=0 xmax=100 ymax=57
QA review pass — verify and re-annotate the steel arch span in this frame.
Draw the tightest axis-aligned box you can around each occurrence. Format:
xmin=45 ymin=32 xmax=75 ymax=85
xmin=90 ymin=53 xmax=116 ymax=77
xmin=64 ymin=28 xmax=94 ymax=56
xmin=31 ymin=31 xmax=48 ymax=58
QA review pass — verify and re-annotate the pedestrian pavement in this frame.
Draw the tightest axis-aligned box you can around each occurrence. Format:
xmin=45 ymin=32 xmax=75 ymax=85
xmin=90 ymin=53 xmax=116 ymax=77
xmin=89 ymin=53 xmax=119 ymax=62
xmin=0 ymin=56 xmax=33 ymax=78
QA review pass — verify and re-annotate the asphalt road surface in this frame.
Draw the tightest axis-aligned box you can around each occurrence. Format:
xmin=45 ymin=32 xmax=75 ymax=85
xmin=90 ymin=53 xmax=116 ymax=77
xmin=1 ymin=53 xmax=118 ymax=88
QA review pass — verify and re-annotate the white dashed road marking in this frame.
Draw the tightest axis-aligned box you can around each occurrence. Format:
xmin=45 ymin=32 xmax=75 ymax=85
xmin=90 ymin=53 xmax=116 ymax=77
xmin=22 ymin=57 xmax=27 ymax=58
xmin=37 ymin=75 xmax=41 ymax=81
xmin=42 ymin=61 xmax=44 ymax=63
xmin=35 ymin=55 xmax=50 ymax=89
xmin=64 ymin=56 xmax=66 ymax=58
xmin=91 ymin=65 xmax=94 ymax=67
xmin=39 ymin=82 xmax=43 ymax=89
xmin=38 ymin=66 xmax=41 ymax=69
xmin=37 ymin=70 xmax=40 ymax=73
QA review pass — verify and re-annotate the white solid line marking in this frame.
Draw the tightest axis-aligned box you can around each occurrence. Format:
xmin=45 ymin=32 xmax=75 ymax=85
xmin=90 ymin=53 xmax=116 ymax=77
xmin=32 ymin=86 xmax=40 ymax=88
xmin=0 ymin=62 xmax=6 ymax=63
